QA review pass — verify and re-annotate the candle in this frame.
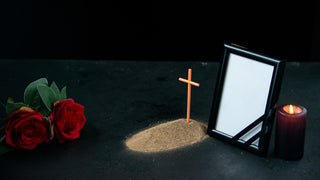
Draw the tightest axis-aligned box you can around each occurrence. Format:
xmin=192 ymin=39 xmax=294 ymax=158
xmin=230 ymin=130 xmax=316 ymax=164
xmin=275 ymin=104 xmax=307 ymax=160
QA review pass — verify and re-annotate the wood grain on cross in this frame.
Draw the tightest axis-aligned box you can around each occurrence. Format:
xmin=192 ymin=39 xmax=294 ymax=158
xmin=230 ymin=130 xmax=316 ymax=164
xmin=178 ymin=69 xmax=200 ymax=123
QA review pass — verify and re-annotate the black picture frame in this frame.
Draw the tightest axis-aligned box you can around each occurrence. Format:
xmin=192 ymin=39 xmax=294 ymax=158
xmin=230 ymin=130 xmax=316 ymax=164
xmin=207 ymin=44 xmax=286 ymax=156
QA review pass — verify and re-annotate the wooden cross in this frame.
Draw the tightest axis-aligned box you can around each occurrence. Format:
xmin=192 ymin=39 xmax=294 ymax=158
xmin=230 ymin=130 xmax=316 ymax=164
xmin=178 ymin=69 xmax=200 ymax=123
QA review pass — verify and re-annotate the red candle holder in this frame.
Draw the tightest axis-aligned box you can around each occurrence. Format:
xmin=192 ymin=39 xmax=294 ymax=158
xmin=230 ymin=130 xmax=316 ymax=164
xmin=275 ymin=104 xmax=307 ymax=160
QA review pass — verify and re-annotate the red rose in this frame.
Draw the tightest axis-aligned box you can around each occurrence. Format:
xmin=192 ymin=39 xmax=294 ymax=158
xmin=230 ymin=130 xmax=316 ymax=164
xmin=49 ymin=99 xmax=86 ymax=143
xmin=5 ymin=110 xmax=50 ymax=150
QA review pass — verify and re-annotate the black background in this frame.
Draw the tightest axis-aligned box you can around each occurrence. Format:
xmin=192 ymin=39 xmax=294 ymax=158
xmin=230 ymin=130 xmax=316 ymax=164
xmin=0 ymin=0 xmax=319 ymax=61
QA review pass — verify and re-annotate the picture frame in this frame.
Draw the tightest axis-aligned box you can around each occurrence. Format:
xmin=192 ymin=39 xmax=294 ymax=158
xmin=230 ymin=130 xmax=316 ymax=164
xmin=207 ymin=44 xmax=286 ymax=156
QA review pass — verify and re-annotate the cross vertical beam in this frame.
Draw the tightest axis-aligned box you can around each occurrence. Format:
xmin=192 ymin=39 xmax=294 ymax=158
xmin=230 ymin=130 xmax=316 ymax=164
xmin=187 ymin=69 xmax=192 ymax=122
xmin=178 ymin=69 xmax=200 ymax=123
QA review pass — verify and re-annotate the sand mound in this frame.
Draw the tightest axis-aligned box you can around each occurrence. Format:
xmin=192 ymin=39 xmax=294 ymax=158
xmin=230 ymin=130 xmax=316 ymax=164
xmin=125 ymin=118 xmax=208 ymax=152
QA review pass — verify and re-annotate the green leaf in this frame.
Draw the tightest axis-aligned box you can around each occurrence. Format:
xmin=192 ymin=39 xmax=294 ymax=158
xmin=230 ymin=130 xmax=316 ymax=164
xmin=27 ymin=91 xmax=50 ymax=117
xmin=50 ymin=81 xmax=60 ymax=102
xmin=60 ymin=86 xmax=67 ymax=100
xmin=7 ymin=97 xmax=14 ymax=103
xmin=37 ymin=84 xmax=55 ymax=112
xmin=24 ymin=78 xmax=48 ymax=105
xmin=30 ymin=92 xmax=41 ymax=109
xmin=0 ymin=143 xmax=14 ymax=156
xmin=44 ymin=117 xmax=53 ymax=139
xmin=6 ymin=102 xmax=26 ymax=115
xmin=36 ymin=105 xmax=51 ymax=117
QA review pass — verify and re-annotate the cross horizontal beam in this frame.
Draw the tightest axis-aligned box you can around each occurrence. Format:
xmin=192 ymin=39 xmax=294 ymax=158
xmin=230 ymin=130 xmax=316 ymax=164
xmin=178 ymin=78 xmax=200 ymax=87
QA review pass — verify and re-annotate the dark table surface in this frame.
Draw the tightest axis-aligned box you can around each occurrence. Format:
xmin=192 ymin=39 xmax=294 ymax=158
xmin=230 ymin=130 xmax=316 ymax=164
xmin=0 ymin=60 xmax=319 ymax=179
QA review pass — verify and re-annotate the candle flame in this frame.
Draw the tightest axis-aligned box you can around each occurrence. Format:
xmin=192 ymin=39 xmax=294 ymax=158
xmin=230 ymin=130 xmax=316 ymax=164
xmin=289 ymin=104 xmax=294 ymax=114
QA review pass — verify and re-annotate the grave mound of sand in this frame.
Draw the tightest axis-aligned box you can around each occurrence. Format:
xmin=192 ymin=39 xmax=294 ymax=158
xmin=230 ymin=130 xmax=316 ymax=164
xmin=125 ymin=118 xmax=208 ymax=152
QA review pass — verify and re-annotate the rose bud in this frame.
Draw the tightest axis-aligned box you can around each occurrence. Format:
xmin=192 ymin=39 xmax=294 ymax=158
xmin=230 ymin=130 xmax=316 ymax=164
xmin=49 ymin=99 xmax=86 ymax=143
xmin=5 ymin=110 xmax=50 ymax=150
